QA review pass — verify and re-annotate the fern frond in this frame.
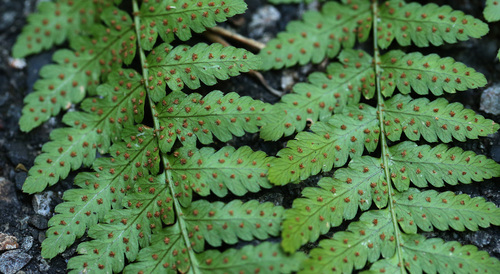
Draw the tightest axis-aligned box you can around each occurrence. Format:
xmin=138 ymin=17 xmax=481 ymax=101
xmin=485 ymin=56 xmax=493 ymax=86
xmin=260 ymin=49 xmax=375 ymax=140
xmin=388 ymin=141 xmax=500 ymax=191
xmin=282 ymin=156 xmax=387 ymax=253
xmin=167 ymin=146 xmax=272 ymax=206
xmin=484 ymin=0 xmax=500 ymax=22
xmin=138 ymin=0 xmax=247 ymax=50
xmin=22 ymin=69 xmax=146 ymax=194
xmin=19 ymin=8 xmax=137 ymax=131
xmin=147 ymin=43 xmax=259 ymax=100
xmin=384 ymin=94 xmax=499 ymax=143
xmin=380 ymin=51 xmax=487 ymax=96
xmin=12 ymin=0 xmax=118 ymax=57
xmin=41 ymin=126 xmax=159 ymax=259
xmin=196 ymin=242 xmax=306 ymax=274
xmin=394 ymin=189 xmax=500 ymax=234
xmin=67 ymin=174 xmax=170 ymax=273
xmin=399 ymin=235 xmax=500 ymax=273
xmin=269 ymin=105 xmax=380 ymax=185
xmin=259 ymin=1 xmax=371 ymax=70
xmin=156 ymin=91 xmax=276 ymax=152
xmin=302 ymin=210 xmax=396 ymax=274
xmin=378 ymin=1 xmax=489 ymax=49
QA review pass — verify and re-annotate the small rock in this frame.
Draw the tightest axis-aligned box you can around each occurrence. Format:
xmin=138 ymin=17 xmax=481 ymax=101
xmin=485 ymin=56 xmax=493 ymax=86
xmin=0 ymin=233 xmax=18 ymax=251
xmin=37 ymin=232 xmax=46 ymax=244
xmin=20 ymin=236 xmax=33 ymax=252
xmin=5 ymin=142 xmax=32 ymax=167
xmin=480 ymin=85 xmax=500 ymax=115
xmin=38 ymin=257 xmax=50 ymax=272
xmin=0 ymin=250 xmax=32 ymax=274
xmin=32 ymin=191 xmax=54 ymax=217
xmin=13 ymin=172 xmax=27 ymax=191
xmin=466 ymin=230 xmax=492 ymax=247
xmin=248 ymin=5 xmax=281 ymax=42
xmin=0 ymin=177 xmax=19 ymax=207
xmin=28 ymin=215 xmax=48 ymax=230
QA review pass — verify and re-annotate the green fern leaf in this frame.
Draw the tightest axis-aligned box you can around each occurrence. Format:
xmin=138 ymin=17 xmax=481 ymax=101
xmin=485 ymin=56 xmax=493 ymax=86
xmin=22 ymin=69 xmax=146 ymax=194
xmin=388 ymin=141 xmax=500 ymax=191
xmin=147 ymin=43 xmax=259 ymax=100
xmin=19 ymin=8 xmax=137 ymax=132
xmin=156 ymin=91 xmax=276 ymax=152
xmin=378 ymin=1 xmax=489 ymax=49
xmin=41 ymin=126 xmax=159 ymax=259
xmin=67 ymin=174 xmax=170 ymax=273
xmin=258 ymin=1 xmax=371 ymax=70
xmin=282 ymin=156 xmax=387 ymax=253
xmin=138 ymin=0 xmax=247 ymax=50
xmin=167 ymin=146 xmax=272 ymax=206
xmin=399 ymin=235 xmax=500 ymax=273
xmin=394 ymin=189 xmax=500 ymax=234
xmin=384 ymin=94 xmax=499 ymax=143
xmin=196 ymin=242 xmax=306 ymax=274
xmin=12 ymin=0 xmax=119 ymax=57
xmin=302 ymin=210 xmax=396 ymax=274
xmin=484 ymin=0 xmax=500 ymax=22
xmin=185 ymin=200 xmax=283 ymax=252
xmin=269 ymin=105 xmax=380 ymax=185
xmin=260 ymin=49 xmax=375 ymax=140
xmin=380 ymin=51 xmax=487 ymax=96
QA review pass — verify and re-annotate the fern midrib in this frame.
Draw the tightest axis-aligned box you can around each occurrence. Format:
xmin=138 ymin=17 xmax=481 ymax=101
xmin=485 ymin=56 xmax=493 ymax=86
xmin=380 ymin=64 xmax=472 ymax=80
xmin=373 ymin=2 xmax=406 ymax=273
xmin=147 ymin=58 xmax=251 ymax=69
xmin=133 ymin=1 xmax=201 ymax=272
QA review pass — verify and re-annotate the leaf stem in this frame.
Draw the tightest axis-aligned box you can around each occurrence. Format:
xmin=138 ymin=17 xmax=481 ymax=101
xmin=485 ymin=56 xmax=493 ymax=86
xmin=206 ymin=26 xmax=266 ymax=50
xmin=372 ymin=1 xmax=406 ymax=273
xmin=132 ymin=1 xmax=201 ymax=272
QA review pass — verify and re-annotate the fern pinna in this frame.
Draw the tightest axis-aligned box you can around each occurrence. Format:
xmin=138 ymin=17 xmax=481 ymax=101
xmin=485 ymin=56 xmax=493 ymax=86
xmin=259 ymin=0 xmax=500 ymax=273
xmin=15 ymin=0 xmax=305 ymax=273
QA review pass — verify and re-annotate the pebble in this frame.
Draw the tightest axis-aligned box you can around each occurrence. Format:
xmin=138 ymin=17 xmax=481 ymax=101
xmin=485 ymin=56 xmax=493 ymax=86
xmin=248 ymin=5 xmax=281 ymax=42
xmin=0 ymin=177 xmax=19 ymax=207
xmin=0 ymin=250 xmax=32 ymax=274
xmin=32 ymin=191 xmax=54 ymax=217
xmin=480 ymin=85 xmax=500 ymax=115
xmin=28 ymin=215 xmax=48 ymax=230
xmin=0 ymin=233 xmax=18 ymax=251
xmin=491 ymin=145 xmax=500 ymax=163
xmin=20 ymin=236 xmax=33 ymax=252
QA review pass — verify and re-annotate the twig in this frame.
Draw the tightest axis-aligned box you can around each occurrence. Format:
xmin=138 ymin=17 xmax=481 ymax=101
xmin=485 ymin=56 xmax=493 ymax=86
xmin=207 ymin=26 xmax=266 ymax=51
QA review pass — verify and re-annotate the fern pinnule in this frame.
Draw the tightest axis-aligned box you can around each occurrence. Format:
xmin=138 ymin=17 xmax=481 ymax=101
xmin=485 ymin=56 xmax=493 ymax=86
xmin=11 ymin=0 xmax=120 ymax=58
xmin=19 ymin=7 xmax=137 ymax=132
xmin=156 ymin=91 xmax=277 ymax=153
xmin=137 ymin=0 xmax=247 ymax=50
xmin=167 ymin=146 xmax=272 ymax=206
xmin=147 ymin=43 xmax=260 ymax=101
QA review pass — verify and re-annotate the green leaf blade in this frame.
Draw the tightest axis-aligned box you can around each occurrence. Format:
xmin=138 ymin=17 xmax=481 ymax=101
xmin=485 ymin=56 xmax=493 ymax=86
xmin=269 ymin=105 xmax=380 ymax=185
xmin=138 ymin=0 xmax=247 ymax=50
xmin=384 ymin=94 xmax=499 ymax=143
xmin=394 ymin=189 xmax=500 ymax=234
xmin=147 ymin=43 xmax=258 ymax=99
xmin=380 ymin=51 xmax=487 ymax=97
xmin=484 ymin=0 xmax=500 ymax=22
xmin=379 ymin=1 xmax=489 ymax=49
xmin=167 ymin=146 xmax=272 ymax=207
xmin=388 ymin=141 xmax=500 ymax=190
xmin=156 ymin=91 xmax=276 ymax=153
xmin=282 ymin=157 xmax=387 ymax=253
xmin=259 ymin=1 xmax=371 ymax=70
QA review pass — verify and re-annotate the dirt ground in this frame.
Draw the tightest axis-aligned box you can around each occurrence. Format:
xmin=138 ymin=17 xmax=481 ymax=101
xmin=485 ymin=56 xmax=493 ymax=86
xmin=0 ymin=0 xmax=498 ymax=273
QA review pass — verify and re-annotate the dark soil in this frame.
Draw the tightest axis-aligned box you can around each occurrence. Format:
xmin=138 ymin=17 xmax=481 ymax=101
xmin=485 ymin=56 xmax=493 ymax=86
xmin=0 ymin=0 xmax=498 ymax=273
